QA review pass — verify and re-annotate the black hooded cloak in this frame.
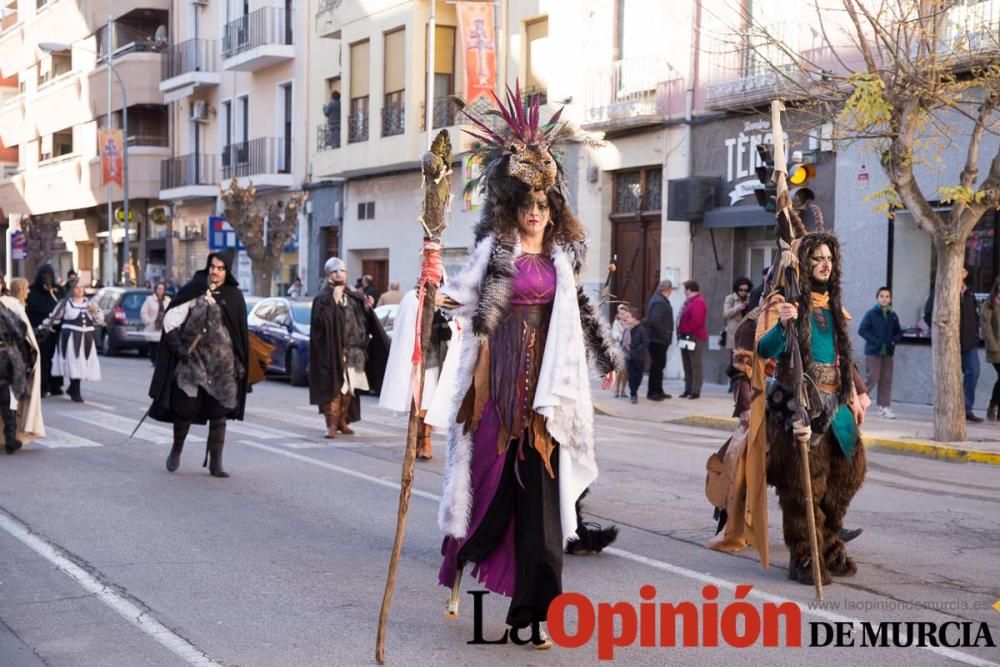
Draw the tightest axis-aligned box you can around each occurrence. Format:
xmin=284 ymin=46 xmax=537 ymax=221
xmin=26 ymin=264 xmax=64 ymax=328
xmin=147 ymin=250 xmax=249 ymax=423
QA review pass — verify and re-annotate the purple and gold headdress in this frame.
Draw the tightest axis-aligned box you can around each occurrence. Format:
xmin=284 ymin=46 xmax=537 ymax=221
xmin=462 ymin=81 xmax=569 ymax=193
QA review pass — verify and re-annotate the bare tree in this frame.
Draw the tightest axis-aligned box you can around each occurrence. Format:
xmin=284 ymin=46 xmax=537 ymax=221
xmin=723 ymin=0 xmax=1000 ymax=441
xmin=220 ymin=179 xmax=307 ymax=296
xmin=22 ymin=214 xmax=61 ymax=276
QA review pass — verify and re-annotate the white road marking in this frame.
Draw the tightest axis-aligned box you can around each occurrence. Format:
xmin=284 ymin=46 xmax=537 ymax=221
xmin=35 ymin=427 xmax=104 ymax=448
xmin=226 ymin=421 xmax=295 ymax=441
xmin=0 ymin=508 xmax=221 ymax=667
xmin=241 ymin=440 xmax=998 ymax=666
xmin=65 ymin=411 xmax=173 ymax=445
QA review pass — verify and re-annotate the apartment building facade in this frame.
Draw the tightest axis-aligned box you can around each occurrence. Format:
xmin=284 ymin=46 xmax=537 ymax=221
xmin=0 ymin=0 xmax=170 ymax=285
xmin=159 ymin=0 xmax=308 ymax=289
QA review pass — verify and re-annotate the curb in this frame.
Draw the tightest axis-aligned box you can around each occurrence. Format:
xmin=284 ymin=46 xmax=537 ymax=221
xmin=666 ymin=416 xmax=1000 ymax=466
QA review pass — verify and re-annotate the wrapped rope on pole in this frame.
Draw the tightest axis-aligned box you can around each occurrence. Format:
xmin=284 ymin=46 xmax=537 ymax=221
xmin=376 ymin=130 xmax=453 ymax=665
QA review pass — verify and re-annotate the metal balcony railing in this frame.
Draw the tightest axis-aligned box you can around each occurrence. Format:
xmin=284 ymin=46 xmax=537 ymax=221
xmin=317 ymin=0 xmax=342 ymax=13
xmin=317 ymin=123 xmax=340 ymax=150
xmin=583 ymin=57 xmax=676 ymax=126
xmin=348 ymin=96 xmax=369 ymax=143
xmin=126 ymin=134 xmax=169 ymax=148
xmin=161 ymin=153 xmax=217 ymax=190
xmin=221 ymin=137 xmax=291 ymax=179
xmin=381 ymin=91 xmax=404 ymax=137
xmin=418 ymin=96 xmax=458 ymax=130
xmin=222 ymin=7 xmax=293 ymax=59
xmin=161 ymin=38 xmax=218 ymax=82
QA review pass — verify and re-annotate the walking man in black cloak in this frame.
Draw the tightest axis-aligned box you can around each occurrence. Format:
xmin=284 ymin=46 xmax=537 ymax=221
xmin=26 ymin=264 xmax=65 ymax=397
xmin=148 ymin=250 xmax=248 ymax=477
xmin=309 ymin=256 xmax=389 ymax=438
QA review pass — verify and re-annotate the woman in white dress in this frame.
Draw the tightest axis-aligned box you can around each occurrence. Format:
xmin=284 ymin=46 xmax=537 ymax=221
xmin=49 ymin=282 xmax=104 ymax=403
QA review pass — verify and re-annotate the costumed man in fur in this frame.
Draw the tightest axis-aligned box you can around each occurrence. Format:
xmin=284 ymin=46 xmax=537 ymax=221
xmin=0 ymin=290 xmax=43 ymax=453
xmin=25 ymin=264 xmax=65 ymax=397
xmin=435 ymin=85 xmax=623 ymax=647
xmin=378 ymin=284 xmax=454 ymax=459
xmin=148 ymin=250 xmax=248 ymax=478
xmin=706 ymin=232 xmax=869 ymax=586
xmin=309 ymin=257 xmax=390 ymax=439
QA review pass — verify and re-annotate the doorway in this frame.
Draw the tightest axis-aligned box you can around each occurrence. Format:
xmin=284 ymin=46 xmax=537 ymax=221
xmin=361 ymin=259 xmax=388 ymax=293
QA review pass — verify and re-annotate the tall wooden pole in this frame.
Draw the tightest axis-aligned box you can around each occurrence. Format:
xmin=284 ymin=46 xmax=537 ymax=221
xmin=376 ymin=130 xmax=452 ymax=664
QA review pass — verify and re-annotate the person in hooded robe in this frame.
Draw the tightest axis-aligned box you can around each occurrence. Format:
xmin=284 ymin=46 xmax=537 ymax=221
xmin=378 ymin=284 xmax=454 ymax=459
xmin=309 ymin=257 xmax=390 ymax=439
xmin=147 ymin=250 xmax=248 ymax=478
xmin=0 ymin=284 xmax=43 ymax=453
xmin=25 ymin=264 xmax=65 ymax=397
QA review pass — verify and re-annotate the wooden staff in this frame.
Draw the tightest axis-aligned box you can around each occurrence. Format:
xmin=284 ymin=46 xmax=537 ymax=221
xmin=376 ymin=130 xmax=453 ymax=664
xmin=770 ymin=100 xmax=823 ymax=600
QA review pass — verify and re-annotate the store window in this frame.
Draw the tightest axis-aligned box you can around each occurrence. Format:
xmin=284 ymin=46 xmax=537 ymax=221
xmin=889 ymin=208 xmax=1000 ymax=340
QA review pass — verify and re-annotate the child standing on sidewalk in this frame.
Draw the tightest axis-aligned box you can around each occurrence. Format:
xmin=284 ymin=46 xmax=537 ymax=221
xmin=623 ymin=306 xmax=649 ymax=404
xmin=859 ymin=286 xmax=903 ymax=419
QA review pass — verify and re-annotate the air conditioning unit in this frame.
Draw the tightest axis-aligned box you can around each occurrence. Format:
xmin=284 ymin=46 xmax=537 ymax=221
xmin=191 ymin=0 xmax=208 ymax=6
xmin=190 ymin=100 xmax=210 ymax=122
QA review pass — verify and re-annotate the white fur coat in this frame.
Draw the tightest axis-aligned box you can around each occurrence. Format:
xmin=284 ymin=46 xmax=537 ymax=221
xmin=437 ymin=234 xmax=620 ymax=545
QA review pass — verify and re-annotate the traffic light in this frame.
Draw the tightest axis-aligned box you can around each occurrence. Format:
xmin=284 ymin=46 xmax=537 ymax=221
xmin=788 ymin=151 xmax=816 ymax=210
xmin=754 ymin=143 xmax=776 ymax=212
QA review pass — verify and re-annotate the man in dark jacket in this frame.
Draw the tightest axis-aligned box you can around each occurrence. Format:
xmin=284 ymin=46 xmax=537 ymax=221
xmin=25 ymin=264 xmax=65 ymax=397
xmin=858 ymin=287 xmax=903 ymax=419
xmin=148 ymin=250 xmax=248 ymax=477
xmin=309 ymin=257 xmax=389 ymax=439
xmin=960 ymin=267 xmax=982 ymax=422
xmin=643 ymin=280 xmax=674 ymax=401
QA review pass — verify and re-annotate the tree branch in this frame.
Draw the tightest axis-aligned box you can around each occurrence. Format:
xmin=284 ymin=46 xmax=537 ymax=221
xmin=887 ymin=102 xmax=941 ymax=235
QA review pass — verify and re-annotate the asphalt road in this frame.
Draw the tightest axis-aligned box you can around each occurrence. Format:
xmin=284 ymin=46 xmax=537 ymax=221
xmin=1 ymin=355 xmax=998 ymax=666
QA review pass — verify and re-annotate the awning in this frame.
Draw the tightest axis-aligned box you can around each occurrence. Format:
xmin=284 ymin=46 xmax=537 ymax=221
xmin=703 ymin=204 xmax=775 ymax=229
xmin=163 ymin=84 xmax=197 ymax=104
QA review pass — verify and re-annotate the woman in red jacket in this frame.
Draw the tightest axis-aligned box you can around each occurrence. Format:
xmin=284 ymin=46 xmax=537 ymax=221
xmin=677 ymin=279 xmax=708 ymax=399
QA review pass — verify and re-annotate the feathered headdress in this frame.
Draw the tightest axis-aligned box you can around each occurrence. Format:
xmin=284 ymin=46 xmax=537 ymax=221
xmin=462 ymin=81 xmax=570 ymax=193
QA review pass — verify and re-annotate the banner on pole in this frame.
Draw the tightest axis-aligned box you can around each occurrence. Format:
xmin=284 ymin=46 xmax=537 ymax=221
xmin=456 ymin=2 xmax=497 ymax=103
xmin=98 ymin=128 xmax=124 ymax=187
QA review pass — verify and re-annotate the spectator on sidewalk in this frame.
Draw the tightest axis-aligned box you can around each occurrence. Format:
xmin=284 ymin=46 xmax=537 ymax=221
xmin=376 ymin=281 xmax=403 ymax=307
xmin=610 ymin=304 xmax=630 ymax=398
xmin=678 ymin=279 xmax=708 ymax=399
xmin=859 ymin=286 xmax=903 ymax=419
xmin=622 ymin=306 xmax=649 ymax=404
xmin=287 ymin=277 xmax=305 ymax=298
xmin=722 ymin=277 xmax=752 ymax=351
xmin=960 ymin=266 xmax=982 ymax=422
xmin=980 ymin=277 xmax=1000 ymax=421
xmin=643 ymin=280 xmax=674 ymax=401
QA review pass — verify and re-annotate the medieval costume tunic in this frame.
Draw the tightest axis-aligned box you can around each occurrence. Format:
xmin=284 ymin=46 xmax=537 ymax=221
xmin=438 ymin=238 xmax=621 ymax=629
xmin=25 ymin=264 xmax=64 ymax=396
xmin=309 ymin=280 xmax=390 ymax=437
xmin=51 ymin=298 xmax=103 ymax=383
xmin=0 ymin=296 xmax=42 ymax=453
xmin=147 ymin=251 xmax=248 ymax=477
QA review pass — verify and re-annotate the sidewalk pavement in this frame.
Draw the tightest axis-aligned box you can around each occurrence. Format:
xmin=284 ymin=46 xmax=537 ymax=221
xmin=592 ymin=379 xmax=1000 ymax=466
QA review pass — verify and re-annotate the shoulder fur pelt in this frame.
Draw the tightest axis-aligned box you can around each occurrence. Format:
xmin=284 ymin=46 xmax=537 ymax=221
xmin=794 ymin=232 xmax=854 ymax=404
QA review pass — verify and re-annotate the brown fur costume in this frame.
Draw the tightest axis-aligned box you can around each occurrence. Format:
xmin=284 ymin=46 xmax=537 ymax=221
xmin=765 ymin=232 xmax=867 ymax=585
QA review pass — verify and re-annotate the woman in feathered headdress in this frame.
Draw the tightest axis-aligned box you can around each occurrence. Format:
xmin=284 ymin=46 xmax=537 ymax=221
xmin=435 ymin=84 xmax=623 ymax=647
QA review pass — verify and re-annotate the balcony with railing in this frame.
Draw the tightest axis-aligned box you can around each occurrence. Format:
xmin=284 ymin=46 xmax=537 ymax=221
xmin=222 ymin=7 xmax=294 ymax=72
xmin=381 ymin=91 xmax=404 ymax=137
xmin=221 ymin=137 xmax=293 ymax=188
xmin=418 ymin=96 xmax=458 ymax=131
xmin=582 ymin=57 xmax=680 ymax=131
xmin=160 ymin=153 xmax=218 ymax=199
xmin=160 ymin=38 xmax=220 ymax=96
xmin=317 ymin=122 xmax=340 ymax=151
xmin=316 ymin=0 xmax=343 ymax=39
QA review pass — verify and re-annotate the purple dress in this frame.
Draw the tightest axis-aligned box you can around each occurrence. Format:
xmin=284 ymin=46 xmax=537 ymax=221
xmin=439 ymin=253 xmax=563 ymax=628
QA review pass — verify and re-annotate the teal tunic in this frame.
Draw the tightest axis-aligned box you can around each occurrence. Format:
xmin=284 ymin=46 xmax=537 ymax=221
xmin=758 ymin=308 xmax=858 ymax=459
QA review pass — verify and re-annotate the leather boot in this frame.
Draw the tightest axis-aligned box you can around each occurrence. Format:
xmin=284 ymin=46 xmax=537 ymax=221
xmin=166 ymin=421 xmax=190 ymax=472
xmin=325 ymin=400 xmax=341 ymax=439
xmin=337 ymin=393 xmax=354 ymax=435
xmin=204 ymin=419 xmax=229 ymax=478
xmin=3 ymin=407 xmax=21 ymax=455
xmin=988 ymin=401 xmax=998 ymax=421
xmin=68 ymin=379 xmax=83 ymax=403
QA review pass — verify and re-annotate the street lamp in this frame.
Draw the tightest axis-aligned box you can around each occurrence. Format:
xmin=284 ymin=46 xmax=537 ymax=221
xmin=40 ymin=18 xmax=130 ymax=287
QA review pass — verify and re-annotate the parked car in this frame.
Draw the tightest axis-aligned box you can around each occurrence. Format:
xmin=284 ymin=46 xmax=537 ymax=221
xmin=93 ymin=287 xmax=154 ymax=356
xmin=374 ymin=303 xmax=399 ymax=340
xmin=244 ymin=294 xmax=263 ymax=316
xmin=248 ymin=297 xmax=312 ymax=386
